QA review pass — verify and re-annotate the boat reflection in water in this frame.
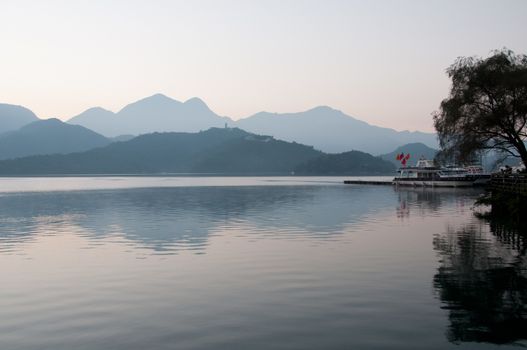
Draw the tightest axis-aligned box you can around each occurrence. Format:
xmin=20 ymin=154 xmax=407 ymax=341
xmin=1 ymin=179 xmax=525 ymax=349
xmin=433 ymin=221 xmax=527 ymax=345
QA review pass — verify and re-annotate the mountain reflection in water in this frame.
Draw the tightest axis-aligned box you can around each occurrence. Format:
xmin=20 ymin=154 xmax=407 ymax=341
xmin=0 ymin=185 xmax=394 ymax=254
xmin=1 ymin=179 xmax=526 ymax=349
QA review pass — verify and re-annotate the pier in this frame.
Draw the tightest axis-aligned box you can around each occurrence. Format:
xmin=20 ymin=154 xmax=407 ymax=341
xmin=343 ymin=180 xmax=393 ymax=185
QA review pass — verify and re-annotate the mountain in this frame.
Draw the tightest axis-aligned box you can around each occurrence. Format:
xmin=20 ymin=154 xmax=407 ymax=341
xmin=68 ymin=94 xmax=230 ymax=137
xmin=67 ymin=107 xmax=116 ymax=135
xmin=0 ymin=127 xmax=392 ymax=175
xmin=294 ymin=151 xmax=395 ymax=175
xmin=68 ymin=94 xmax=436 ymax=154
xmin=379 ymin=142 xmax=438 ymax=168
xmin=235 ymin=106 xmax=438 ymax=155
xmin=0 ymin=103 xmax=39 ymax=134
xmin=0 ymin=118 xmax=111 ymax=160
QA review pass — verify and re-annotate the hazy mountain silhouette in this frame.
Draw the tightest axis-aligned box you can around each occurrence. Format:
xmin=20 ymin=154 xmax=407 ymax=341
xmin=1 ymin=96 xmax=438 ymax=156
xmin=68 ymin=94 xmax=230 ymax=136
xmin=0 ymin=103 xmax=39 ymax=134
xmin=235 ymin=106 xmax=438 ymax=155
xmin=295 ymin=150 xmax=395 ymax=175
xmin=0 ymin=119 xmax=111 ymax=160
xmin=379 ymin=142 xmax=438 ymax=167
xmin=0 ymin=127 xmax=395 ymax=175
xmin=67 ymin=94 xmax=436 ymax=154
xmin=67 ymin=106 xmax=116 ymax=134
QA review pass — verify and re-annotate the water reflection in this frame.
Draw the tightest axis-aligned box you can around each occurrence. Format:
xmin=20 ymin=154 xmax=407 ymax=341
xmin=0 ymin=185 xmax=396 ymax=254
xmin=433 ymin=221 xmax=527 ymax=345
xmin=395 ymin=187 xmax=478 ymax=219
xmin=3 ymin=182 xmax=522 ymax=349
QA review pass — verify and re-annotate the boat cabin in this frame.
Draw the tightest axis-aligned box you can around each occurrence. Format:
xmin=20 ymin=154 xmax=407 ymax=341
xmin=396 ymin=159 xmax=438 ymax=180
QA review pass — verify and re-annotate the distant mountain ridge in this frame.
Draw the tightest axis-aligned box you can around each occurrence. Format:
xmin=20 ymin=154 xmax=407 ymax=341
xmin=67 ymin=94 xmax=437 ymax=154
xmin=1 ymin=95 xmax=438 ymax=156
xmin=0 ymin=128 xmax=394 ymax=175
xmin=0 ymin=119 xmax=111 ymax=160
xmin=68 ymin=94 xmax=230 ymax=137
xmin=235 ymin=106 xmax=437 ymax=155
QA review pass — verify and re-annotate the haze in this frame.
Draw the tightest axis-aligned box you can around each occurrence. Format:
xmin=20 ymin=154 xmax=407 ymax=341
xmin=1 ymin=0 xmax=526 ymax=132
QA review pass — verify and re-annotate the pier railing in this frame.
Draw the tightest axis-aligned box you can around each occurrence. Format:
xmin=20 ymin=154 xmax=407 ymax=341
xmin=489 ymin=173 xmax=527 ymax=196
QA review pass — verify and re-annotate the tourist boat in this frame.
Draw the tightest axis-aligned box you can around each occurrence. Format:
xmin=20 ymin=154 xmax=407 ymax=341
xmin=393 ymin=159 xmax=491 ymax=187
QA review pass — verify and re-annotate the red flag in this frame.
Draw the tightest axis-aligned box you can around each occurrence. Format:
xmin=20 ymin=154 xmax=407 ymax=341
xmin=405 ymin=154 xmax=410 ymax=160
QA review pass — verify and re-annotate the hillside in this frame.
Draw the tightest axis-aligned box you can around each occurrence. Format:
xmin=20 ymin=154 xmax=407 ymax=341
xmin=192 ymin=137 xmax=321 ymax=173
xmin=0 ymin=127 xmax=392 ymax=176
xmin=379 ymin=142 xmax=438 ymax=167
xmin=294 ymin=151 xmax=395 ymax=175
xmin=0 ymin=119 xmax=111 ymax=160
xmin=0 ymin=103 xmax=39 ymax=134
xmin=0 ymin=128 xmax=322 ymax=175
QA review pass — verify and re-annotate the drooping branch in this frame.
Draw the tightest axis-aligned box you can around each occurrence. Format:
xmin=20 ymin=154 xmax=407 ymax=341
xmin=434 ymin=49 xmax=527 ymax=167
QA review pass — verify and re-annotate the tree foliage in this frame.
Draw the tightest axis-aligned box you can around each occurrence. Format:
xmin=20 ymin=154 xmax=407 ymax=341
xmin=434 ymin=49 xmax=527 ymax=166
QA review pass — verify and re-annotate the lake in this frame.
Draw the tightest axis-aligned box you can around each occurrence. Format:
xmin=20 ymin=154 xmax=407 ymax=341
xmin=0 ymin=177 xmax=525 ymax=349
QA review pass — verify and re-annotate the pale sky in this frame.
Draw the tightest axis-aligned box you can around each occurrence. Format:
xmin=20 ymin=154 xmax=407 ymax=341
xmin=1 ymin=0 xmax=526 ymax=132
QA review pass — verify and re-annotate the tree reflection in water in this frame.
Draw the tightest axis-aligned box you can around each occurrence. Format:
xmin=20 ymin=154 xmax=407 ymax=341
xmin=433 ymin=221 xmax=527 ymax=345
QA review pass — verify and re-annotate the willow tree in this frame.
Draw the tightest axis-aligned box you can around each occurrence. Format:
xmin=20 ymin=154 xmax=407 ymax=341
xmin=434 ymin=49 xmax=527 ymax=166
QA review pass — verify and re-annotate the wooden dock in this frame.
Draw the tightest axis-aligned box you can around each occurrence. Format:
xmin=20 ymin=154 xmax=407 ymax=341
xmin=343 ymin=180 xmax=393 ymax=185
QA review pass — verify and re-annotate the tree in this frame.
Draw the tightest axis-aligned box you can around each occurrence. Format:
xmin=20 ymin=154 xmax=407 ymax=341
xmin=434 ymin=49 xmax=527 ymax=166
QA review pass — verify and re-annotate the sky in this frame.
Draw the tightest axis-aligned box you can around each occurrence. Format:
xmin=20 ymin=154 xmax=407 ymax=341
xmin=1 ymin=0 xmax=526 ymax=132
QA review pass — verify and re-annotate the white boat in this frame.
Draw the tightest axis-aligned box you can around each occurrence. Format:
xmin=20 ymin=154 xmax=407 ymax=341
xmin=393 ymin=159 xmax=490 ymax=187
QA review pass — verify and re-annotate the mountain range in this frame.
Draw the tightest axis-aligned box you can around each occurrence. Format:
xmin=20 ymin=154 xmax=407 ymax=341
xmin=68 ymin=94 xmax=230 ymax=137
xmin=64 ymin=94 xmax=437 ymax=154
xmin=0 ymin=95 xmax=438 ymax=172
xmin=235 ymin=106 xmax=436 ymax=155
xmin=1 ymin=95 xmax=437 ymax=155
xmin=0 ymin=128 xmax=395 ymax=175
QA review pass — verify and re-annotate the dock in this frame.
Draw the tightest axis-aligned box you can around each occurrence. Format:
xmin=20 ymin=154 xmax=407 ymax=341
xmin=343 ymin=180 xmax=393 ymax=185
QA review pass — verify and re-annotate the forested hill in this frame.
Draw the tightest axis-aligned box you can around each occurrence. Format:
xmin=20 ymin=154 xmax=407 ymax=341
xmin=0 ymin=128 xmax=395 ymax=175
xmin=0 ymin=118 xmax=111 ymax=160
xmin=0 ymin=128 xmax=318 ymax=175
xmin=294 ymin=151 xmax=395 ymax=175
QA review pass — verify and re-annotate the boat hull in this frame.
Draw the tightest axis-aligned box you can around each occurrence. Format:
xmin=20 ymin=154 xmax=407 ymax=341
xmin=393 ymin=178 xmax=489 ymax=187
xmin=393 ymin=159 xmax=491 ymax=188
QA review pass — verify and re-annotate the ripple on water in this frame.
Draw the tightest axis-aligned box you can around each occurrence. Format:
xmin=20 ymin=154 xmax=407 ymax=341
xmin=0 ymin=181 xmax=522 ymax=349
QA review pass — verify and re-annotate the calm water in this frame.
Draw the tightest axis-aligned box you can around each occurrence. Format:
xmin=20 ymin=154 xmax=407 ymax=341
xmin=0 ymin=177 xmax=525 ymax=349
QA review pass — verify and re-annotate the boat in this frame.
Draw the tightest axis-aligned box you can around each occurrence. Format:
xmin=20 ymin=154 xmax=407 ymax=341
xmin=393 ymin=159 xmax=491 ymax=187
